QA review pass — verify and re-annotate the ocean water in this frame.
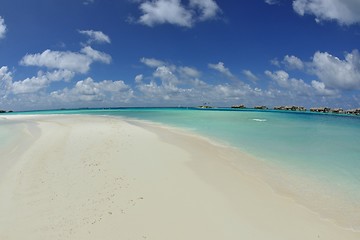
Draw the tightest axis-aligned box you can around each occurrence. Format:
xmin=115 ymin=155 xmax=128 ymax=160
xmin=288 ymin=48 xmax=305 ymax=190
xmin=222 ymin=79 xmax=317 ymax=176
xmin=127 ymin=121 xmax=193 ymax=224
xmin=0 ymin=118 xmax=28 ymax=176
xmin=6 ymin=108 xmax=360 ymax=229
xmin=0 ymin=119 xmax=19 ymax=151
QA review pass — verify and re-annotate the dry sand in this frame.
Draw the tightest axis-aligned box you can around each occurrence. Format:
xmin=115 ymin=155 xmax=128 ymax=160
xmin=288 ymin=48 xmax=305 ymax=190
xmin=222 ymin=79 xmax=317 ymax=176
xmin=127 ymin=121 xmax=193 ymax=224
xmin=0 ymin=114 xmax=358 ymax=240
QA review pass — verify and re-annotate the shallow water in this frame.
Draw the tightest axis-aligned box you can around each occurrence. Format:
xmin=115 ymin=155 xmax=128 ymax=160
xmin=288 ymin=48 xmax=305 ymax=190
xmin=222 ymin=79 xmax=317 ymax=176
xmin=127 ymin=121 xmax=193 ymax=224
xmin=0 ymin=119 xmax=20 ymax=151
xmin=6 ymin=108 xmax=360 ymax=230
xmin=0 ymin=118 xmax=30 ymax=177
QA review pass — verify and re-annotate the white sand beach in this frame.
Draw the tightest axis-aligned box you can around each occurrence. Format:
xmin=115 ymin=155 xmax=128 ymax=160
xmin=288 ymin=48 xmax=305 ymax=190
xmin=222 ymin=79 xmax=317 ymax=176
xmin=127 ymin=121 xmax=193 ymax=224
xmin=0 ymin=114 xmax=358 ymax=240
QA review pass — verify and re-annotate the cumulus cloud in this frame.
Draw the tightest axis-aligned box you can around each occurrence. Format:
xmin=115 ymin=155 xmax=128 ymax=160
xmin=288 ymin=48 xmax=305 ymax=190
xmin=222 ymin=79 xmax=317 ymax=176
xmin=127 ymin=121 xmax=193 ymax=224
xmin=310 ymin=50 xmax=360 ymax=90
xmin=12 ymin=75 xmax=49 ymax=94
xmin=51 ymin=77 xmax=133 ymax=103
xmin=293 ymin=0 xmax=360 ymax=25
xmin=140 ymin=57 xmax=200 ymax=80
xmin=79 ymin=30 xmax=111 ymax=44
xmin=11 ymin=70 xmax=75 ymax=94
xmin=265 ymin=70 xmax=314 ymax=96
xmin=80 ymin=46 xmax=111 ymax=64
xmin=138 ymin=57 xmax=202 ymax=99
xmin=20 ymin=47 xmax=111 ymax=74
xmin=136 ymin=80 xmax=190 ymax=102
xmin=138 ymin=0 xmax=193 ymax=27
xmin=0 ymin=66 xmax=12 ymax=95
xmin=242 ymin=70 xmax=258 ymax=81
xmin=311 ymin=80 xmax=338 ymax=96
xmin=140 ymin=57 xmax=166 ymax=68
xmin=269 ymin=49 xmax=360 ymax=96
xmin=0 ymin=66 xmax=76 ymax=96
xmin=135 ymin=57 xmax=275 ymax=106
xmin=283 ymin=55 xmax=304 ymax=70
xmin=153 ymin=66 xmax=179 ymax=90
xmin=178 ymin=66 xmax=201 ymax=78
xmin=189 ymin=0 xmax=221 ymax=21
xmin=265 ymin=70 xmax=292 ymax=88
xmin=136 ymin=69 xmax=189 ymax=102
xmin=11 ymin=33 xmax=112 ymax=98
xmin=265 ymin=69 xmax=338 ymax=96
xmin=20 ymin=50 xmax=91 ymax=73
xmin=41 ymin=69 xmax=75 ymax=82
xmin=135 ymin=74 xmax=144 ymax=83
xmin=0 ymin=16 xmax=6 ymax=39
xmin=209 ymin=83 xmax=279 ymax=106
xmin=136 ymin=58 xmax=200 ymax=103
xmin=137 ymin=0 xmax=221 ymax=27
xmin=208 ymin=62 xmax=235 ymax=79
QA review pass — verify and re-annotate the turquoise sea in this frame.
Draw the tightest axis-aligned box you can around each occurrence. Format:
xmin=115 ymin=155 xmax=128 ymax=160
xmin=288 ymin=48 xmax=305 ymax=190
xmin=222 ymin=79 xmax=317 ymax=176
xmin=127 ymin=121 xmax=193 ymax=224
xmin=2 ymin=108 xmax=360 ymax=230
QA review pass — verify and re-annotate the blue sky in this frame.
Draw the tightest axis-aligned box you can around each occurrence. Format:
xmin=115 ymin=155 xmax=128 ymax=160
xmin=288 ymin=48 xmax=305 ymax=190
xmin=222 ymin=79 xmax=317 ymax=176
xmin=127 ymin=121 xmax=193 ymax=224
xmin=0 ymin=0 xmax=360 ymax=111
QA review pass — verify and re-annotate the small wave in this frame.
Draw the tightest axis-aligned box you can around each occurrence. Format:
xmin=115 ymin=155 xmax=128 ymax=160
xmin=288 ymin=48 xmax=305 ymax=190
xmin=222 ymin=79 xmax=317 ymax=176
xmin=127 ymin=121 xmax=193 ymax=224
xmin=252 ymin=118 xmax=267 ymax=122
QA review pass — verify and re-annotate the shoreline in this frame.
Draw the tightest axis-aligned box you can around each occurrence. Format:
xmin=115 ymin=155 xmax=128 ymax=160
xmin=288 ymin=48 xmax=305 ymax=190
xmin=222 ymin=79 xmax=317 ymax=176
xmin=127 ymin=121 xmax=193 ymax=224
xmin=0 ymin=117 xmax=40 ymax=177
xmin=0 ymin=114 xmax=359 ymax=239
xmin=126 ymin=116 xmax=360 ymax=232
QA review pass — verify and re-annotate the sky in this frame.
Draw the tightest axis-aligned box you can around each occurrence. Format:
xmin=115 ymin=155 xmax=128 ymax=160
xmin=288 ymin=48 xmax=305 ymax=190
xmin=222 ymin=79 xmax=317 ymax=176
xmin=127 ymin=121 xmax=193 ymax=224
xmin=0 ymin=0 xmax=360 ymax=111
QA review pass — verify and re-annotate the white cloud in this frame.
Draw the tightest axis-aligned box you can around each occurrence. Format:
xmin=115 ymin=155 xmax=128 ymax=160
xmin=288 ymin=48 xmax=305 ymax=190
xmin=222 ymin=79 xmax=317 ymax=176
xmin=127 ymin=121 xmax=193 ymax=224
xmin=311 ymin=50 xmax=360 ymax=90
xmin=265 ymin=0 xmax=280 ymax=5
xmin=12 ymin=75 xmax=49 ymax=94
xmin=153 ymin=66 xmax=179 ymax=90
xmin=11 ymin=70 xmax=75 ymax=94
xmin=80 ymin=46 xmax=111 ymax=64
xmin=213 ymin=84 xmax=249 ymax=99
xmin=293 ymin=0 xmax=360 ymax=25
xmin=136 ymin=57 xmax=273 ymax=106
xmin=135 ymin=74 xmax=144 ymax=83
xmin=208 ymin=62 xmax=235 ymax=79
xmin=79 ymin=30 xmax=111 ymax=44
xmin=311 ymin=80 xmax=338 ymax=96
xmin=265 ymin=70 xmax=291 ymax=88
xmin=271 ymin=50 xmax=360 ymax=91
xmin=140 ymin=57 xmax=165 ymax=68
xmin=0 ymin=66 xmax=12 ymax=95
xmin=20 ymin=50 xmax=91 ymax=73
xmin=191 ymin=78 xmax=207 ymax=87
xmin=202 ymin=83 xmax=275 ymax=106
xmin=265 ymin=70 xmax=338 ymax=97
xmin=40 ymin=69 xmax=75 ymax=82
xmin=6 ymin=49 xmax=355 ymax=110
xmin=138 ymin=0 xmax=193 ymax=27
xmin=140 ymin=57 xmax=201 ymax=81
xmin=0 ymin=66 xmax=76 ymax=96
xmin=137 ymin=0 xmax=221 ymax=27
xmin=0 ymin=66 xmax=12 ymax=84
xmin=242 ymin=70 xmax=258 ymax=81
xmin=178 ymin=66 xmax=201 ymax=78
xmin=139 ymin=57 xmax=202 ymax=92
xmin=136 ymin=74 xmax=191 ymax=103
xmin=51 ymin=77 xmax=133 ymax=103
xmin=283 ymin=55 xmax=304 ymax=70
xmin=0 ymin=16 xmax=6 ymax=39
xmin=20 ymin=47 xmax=111 ymax=74
xmin=189 ymin=0 xmax=221 ymax=21
xmin=136 ymin=80 xmax=181 ymax=101
xmin=136 ymin=59 xmax=200 ymax=103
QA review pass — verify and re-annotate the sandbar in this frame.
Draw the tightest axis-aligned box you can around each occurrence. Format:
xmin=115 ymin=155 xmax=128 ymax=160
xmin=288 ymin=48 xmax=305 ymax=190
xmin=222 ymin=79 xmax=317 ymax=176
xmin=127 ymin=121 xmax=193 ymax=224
xmin=0 ymin=114 xmax=358 ymax=239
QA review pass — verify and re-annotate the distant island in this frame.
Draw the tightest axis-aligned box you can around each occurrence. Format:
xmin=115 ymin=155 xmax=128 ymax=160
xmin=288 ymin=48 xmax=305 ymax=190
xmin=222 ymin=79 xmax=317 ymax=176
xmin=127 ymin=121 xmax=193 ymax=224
xmin=230 ymin=105 xmax=360 ymax=115
xmin=0 ymin=110 xmax=12 ymax=113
